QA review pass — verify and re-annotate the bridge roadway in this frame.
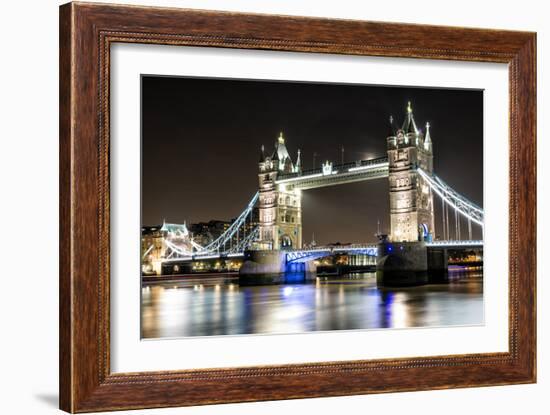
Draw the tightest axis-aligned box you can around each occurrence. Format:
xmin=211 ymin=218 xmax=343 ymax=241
xmin=162 ymin=240 xmax=483 ymax=264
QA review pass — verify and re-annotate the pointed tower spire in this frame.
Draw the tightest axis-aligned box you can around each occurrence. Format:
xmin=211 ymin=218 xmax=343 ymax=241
xmin=295 ymin=149 xmax=302 ymax=172
xmin=424 ymin=122 xmax=432 ymax=151
xmin=387 ymin=115 xmax=396 ymax=137
xmin=272 ymin=143 xmax=279 ymax=161
xmin=259 ymin=144 xmax=265 ymax=162
xmin=402 ymin=101 xmax=418 ymax=134
xmin=271 ymin=131 xmax=295 ymax=172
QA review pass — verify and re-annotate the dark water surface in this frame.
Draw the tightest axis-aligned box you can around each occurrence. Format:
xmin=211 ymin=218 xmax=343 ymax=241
xmin=141 ymin=270 xmax=483 ymax=339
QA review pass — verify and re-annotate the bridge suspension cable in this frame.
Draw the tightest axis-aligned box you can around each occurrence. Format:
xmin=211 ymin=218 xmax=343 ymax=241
xmin=441 ymin=199 xmax=448 ymax=240
xmin=417 ymin=168 xmax=484 ymax=229
xmin=158 ymin=192 xmax=260 ymax=261
xmin=229 ymin=226 xmax=259 ymax=254
xmin=195 ymin=191 xmax=259 ymax=255
xmin=142 ymin=244 xmax=154 ymax=259
xmin=164 ymin=239 xmax=194 ymax=258
xmin=445 ymin=201 xmax=450 ymax=239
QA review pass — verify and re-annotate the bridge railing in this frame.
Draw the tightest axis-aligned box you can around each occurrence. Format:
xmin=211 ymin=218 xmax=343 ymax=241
xmin=426 ymin=240 xmax=483 ymax=247
xmin=285 ymin=244 xmax=378 ymax=263
xmin=290 ymin=244 xmax=378 ymax=253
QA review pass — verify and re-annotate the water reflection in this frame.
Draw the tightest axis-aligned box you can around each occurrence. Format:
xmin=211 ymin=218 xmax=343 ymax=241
xmin=141 ymin=271 xmax=483 ymax=339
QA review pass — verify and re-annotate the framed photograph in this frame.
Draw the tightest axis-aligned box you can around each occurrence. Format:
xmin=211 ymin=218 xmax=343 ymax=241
xmin=59 ymin=2 xmax=536 ymax=412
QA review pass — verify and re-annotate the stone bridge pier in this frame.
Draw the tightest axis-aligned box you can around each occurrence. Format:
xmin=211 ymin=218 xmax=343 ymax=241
xmin=376 ymin=241 xmax=429 ymax=286
xmin=239 ymin=250 xmax=316 ymax=285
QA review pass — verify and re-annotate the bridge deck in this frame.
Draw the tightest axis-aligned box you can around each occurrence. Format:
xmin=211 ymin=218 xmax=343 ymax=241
xmin=163 ymin=240 xmax=483 ymax=264
xmin=276 ymin=156 xmax=389 ymax=190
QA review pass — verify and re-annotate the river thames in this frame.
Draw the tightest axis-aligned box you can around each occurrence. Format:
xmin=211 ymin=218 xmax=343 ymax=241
xmin=141 ymin=269 xmax=483 ymax=339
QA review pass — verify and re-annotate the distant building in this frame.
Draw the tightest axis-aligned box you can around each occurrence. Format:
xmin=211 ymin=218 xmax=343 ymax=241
xmin=189 ymin=220 xmax=231 ymax=247
xmin=141 ymin=221 xmax=193 ymax=275
xmin=141 ymin=225 xmax=163 ymax=275
xmin=230 ymin=206 xmax=260 ymax=248
xmin=189 ymin=207 xmax=259 ymax=251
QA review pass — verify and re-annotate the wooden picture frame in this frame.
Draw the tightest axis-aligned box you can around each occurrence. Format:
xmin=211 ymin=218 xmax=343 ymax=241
xmin=59 ymin=2 xmax=536 ymax=412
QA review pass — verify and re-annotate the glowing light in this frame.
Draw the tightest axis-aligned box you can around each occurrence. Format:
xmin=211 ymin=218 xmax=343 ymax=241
xmin=322 ymin=161 xmax=333 ymax=175
xmin=391 ymin=292 xmax=410 ymax=328
xmin=164 ymin=256 xmax=192 ymax=263
xmin=194 ymin=255 xmax=220 ymax=260
xmin=427 ymin=240 xmax=483 ymax=247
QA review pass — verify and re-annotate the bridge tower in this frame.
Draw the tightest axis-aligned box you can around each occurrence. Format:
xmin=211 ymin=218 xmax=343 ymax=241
xmin=386 ymin=102 xmax=435 ymax=242
xmin=257 ymin=133 xmax=303 ymax=250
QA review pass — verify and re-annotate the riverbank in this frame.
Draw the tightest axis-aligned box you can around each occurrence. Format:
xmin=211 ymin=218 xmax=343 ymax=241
xmin=142 ymin=271 xmax=238 ymax=283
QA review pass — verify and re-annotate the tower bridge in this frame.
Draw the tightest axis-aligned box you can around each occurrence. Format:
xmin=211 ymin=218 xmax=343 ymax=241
xmin=143 ymin=102 xmax=484 ymax=285
xmin=253 ymin=101 xmax=444 ymax=251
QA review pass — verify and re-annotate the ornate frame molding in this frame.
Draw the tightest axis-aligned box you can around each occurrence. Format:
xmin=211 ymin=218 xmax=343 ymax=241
xmin=60 ymin=2 xmax=536 ymax=412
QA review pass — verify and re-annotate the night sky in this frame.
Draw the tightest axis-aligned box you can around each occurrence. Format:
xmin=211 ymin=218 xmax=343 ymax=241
xmin=141 ymin=76 xmax=483 ymax=244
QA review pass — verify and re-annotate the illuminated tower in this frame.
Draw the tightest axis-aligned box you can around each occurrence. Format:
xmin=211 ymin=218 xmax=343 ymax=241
xmin=386 ymin=103 xmax=435 ymax=242
xmin=257 ymin=132 xmax=303 ymax=250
